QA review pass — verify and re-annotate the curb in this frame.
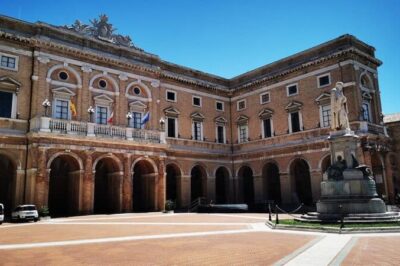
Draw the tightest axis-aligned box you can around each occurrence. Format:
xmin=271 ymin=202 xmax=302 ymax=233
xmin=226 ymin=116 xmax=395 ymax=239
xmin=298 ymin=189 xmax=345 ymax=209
xmin=265 ymin=221 xmax=400 ymax=234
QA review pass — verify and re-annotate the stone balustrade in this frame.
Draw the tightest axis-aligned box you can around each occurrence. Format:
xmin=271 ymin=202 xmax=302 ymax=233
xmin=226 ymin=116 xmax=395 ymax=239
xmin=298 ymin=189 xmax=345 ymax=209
xmin=30 ymin=116 xmax=165 ymax=144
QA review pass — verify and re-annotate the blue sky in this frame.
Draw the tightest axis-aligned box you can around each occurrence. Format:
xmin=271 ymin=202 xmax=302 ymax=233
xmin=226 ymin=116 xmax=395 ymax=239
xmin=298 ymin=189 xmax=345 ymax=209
xmin=1 ymin=0 xmax=399 ymax=114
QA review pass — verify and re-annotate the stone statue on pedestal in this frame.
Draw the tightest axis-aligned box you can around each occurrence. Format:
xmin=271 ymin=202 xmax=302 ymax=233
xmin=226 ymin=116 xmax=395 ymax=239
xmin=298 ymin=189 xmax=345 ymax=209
xmin=297 ymin=81 xmax=399 ymax=223
xmin=330 ymin=82 xmax=350 ymax=131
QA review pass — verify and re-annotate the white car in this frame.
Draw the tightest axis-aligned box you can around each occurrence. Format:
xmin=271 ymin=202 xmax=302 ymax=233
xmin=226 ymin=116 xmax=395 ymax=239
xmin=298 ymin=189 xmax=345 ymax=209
xmin=11 ymin=205 xmax=39 ymax=222
xmin=0 ymin=203 xmax=4 ymax=225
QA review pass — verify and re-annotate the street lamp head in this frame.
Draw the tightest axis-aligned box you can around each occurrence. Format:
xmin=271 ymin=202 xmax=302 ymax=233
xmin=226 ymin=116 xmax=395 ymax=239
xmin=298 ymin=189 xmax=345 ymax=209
xmin=126 ymin=111 xmax=133 ymax=119
xmin=159 ymin=117 xmax=165 ymax=125
xmin=87 ymin=106 xmax=95 ymax=114
xmin=42 ymin=99 xmax=51 ymax=107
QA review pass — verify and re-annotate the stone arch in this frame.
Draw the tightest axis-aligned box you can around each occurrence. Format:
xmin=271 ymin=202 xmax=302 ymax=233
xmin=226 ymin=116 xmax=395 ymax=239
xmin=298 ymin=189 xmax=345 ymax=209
xmin=213 ymin=165 xmax=232 ymax=178
xmin=166 ymin=163 xmax=182 ymax=207
xmin=262 ymin=161 xmax=281 ymax=204
xmin=89 ymin=73 xmax=119 ymax=93
xmin=125 ymin=81 xmax=152 ymax=101
xmin=93 ymin=154 xmax=123 ymax=214
xmin=92 ymin=154 xmax=123 ymax=173
xmin=286 ymin=156 xmax=312 ymax=174
xmin=131 ymin=157 xmax=158 ymax=176
xmin=48 ymin=153 xmax=82 ymax=217
xmin=371 ymin=152 xmax=386 ymax=198
xmin=0 ymin=149 xmax=21 ymax=169
xmin=47 ymin=151 xmax=83 ymax=171
xmin=319 ymin=154 xmax=331 ymax=176
xmin=215 ymin=166 xmax=230 ymax=204
xmin=237 ymin=165 xmax=254 ymax=206
xmin=190 ymin=164 xmax=207 ymax=202
xmin=132 ymin=158 xmax=158 ymax=212
xmin=47 ymin=64 xmax=82 ymax=88
xmin=289 ymin=158 xmax=313 ymax=205
xmin=0 ymin=153 xmax=17 ymax=215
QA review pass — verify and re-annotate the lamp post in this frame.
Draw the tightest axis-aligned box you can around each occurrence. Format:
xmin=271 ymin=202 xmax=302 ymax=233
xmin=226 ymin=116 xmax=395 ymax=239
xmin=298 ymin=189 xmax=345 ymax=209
xmin=126 ymin=111 xmax=132 ymax=127
xmin=42 ymin=99 xmax=51 ymax=117
xmin=159 ymin=117 xmax=165 ymax=131
xmin=87 ymin=106 xmax=95 ymax=122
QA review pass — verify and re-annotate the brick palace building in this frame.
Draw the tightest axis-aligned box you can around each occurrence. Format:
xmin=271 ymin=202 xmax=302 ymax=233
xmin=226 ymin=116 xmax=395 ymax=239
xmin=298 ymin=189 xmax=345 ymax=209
xmin=0 ymin=15 xmax=398 ymax=216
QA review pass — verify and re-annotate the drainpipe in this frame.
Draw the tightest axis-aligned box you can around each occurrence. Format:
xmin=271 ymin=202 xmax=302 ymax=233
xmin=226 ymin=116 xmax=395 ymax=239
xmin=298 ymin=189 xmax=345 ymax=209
xmin=228 ymin=91 xmax=236 ymax=203
xmin=23 ymin=46 xmax=36 ymax=204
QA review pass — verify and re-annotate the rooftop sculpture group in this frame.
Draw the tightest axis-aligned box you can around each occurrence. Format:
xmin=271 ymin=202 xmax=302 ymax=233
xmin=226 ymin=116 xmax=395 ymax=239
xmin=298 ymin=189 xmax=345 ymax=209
xmin=63 ymin=14 xmax=141 ymax=49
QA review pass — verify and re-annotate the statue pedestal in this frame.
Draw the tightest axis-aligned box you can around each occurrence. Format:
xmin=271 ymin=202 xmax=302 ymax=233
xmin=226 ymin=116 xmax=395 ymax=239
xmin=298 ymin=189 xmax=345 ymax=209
xmin=298 ymin=131 xmax=400 ymax=223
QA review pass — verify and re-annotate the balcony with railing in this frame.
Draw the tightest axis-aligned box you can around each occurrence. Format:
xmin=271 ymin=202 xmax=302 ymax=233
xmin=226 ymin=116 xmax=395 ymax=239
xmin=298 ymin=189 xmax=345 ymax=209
xmin=29 ymin=116 xmax=166 ymax=144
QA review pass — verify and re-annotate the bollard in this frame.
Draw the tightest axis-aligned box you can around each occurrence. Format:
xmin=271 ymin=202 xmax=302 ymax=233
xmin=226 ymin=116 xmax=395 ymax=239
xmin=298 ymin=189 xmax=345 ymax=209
xmin=275 ymin=204 xmax=279 ymax=224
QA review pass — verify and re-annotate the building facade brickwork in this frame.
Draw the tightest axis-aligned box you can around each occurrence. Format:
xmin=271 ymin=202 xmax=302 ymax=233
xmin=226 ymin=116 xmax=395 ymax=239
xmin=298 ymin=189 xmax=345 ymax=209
xmin=0 ymin=15 xmax=396 ymax=216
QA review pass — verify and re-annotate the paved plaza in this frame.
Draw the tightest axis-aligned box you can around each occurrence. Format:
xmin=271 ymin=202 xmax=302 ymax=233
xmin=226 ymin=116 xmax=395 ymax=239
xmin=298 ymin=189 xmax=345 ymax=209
xmin=1 ymin=213 xmax=400 ymax=265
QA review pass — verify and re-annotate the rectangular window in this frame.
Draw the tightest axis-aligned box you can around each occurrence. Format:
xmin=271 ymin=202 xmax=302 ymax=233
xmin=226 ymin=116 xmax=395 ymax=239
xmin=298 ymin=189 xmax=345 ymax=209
xmin=192 ymin=96 xmax=201 ymax=107
xmin=193 ymin=121 xmax=202 ymax=140
xmin=287 ymin=84 xmax=298 ymax=96
xmin=55 ymin=99 xmax=69 ymax=120
xmin=216 ymin=101 xmax=224 ymax=111
xmin=321 ymin=105 xmax=331 ymax=127
xmin=0 ymin=54 xmax=17 ymax=70
xmin=237 ymin=99 xmax=246 ymax=111
xmin=0 ymin=91 xmax=13 ymax=118
xmin=263 ymin=118 xmax=272 ymax=138
xmin=166 ymin=90 xmax=176 ymax=102
xmin=239 ymin=124 xmax=248 ymax=143
xmin=290 ymin=112 xmax=301 ymax=133
xmin=217 ymin=125 xmax=225 ymax=143
xmin=96 ymin=106 xmax=108 ymax=125
xmin=132 ymin=112 xmax=142 ymax=129
xmin=260 ymin=92 xmax=270 ymax=104
xmin=318 ymin=74 xmax=331 ymax=88
xmin=362 ymin=102 xmax=371 ymax=122
xmin=167 ymin=117 xmax=176 ymax=138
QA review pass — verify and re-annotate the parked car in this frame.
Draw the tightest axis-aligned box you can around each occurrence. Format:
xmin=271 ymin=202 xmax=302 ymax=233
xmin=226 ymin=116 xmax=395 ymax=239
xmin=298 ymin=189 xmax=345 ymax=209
xmin=0 ymin=203 xmax=4 ymax=225
xmin=11 ymin=205 xmax=39 ymax=222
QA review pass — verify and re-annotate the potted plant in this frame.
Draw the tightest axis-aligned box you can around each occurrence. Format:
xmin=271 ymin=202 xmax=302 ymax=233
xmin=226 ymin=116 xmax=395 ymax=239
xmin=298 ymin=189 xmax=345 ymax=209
xmin=39 ymin=206 xmax=50 ymax=220
xmin=164 ymin=200 xmax=175 ymax=213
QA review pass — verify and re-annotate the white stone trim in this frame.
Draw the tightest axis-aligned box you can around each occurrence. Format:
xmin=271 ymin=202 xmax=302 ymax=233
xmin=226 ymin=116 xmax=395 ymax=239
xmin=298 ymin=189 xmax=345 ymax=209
xmin=166 ymin=116 xmax=178 ymax=138
xmin=0 ymin=44 xmax=32 ymax=57
xmin=288 ymin=110 xmax=303 ymax=133
xmin=192 ymin=95 xmax=202 ymax=108
xmin=237 ymin=99 xmax=247 ymax=111
xmin=215 ymin=100 xmax=224 ymax=111
xmin=192 ymin=120 xmax=203 ymax=141
xmin=126 ymin=94 xmax=151 ymax=102
xmin=90 ymin=87 xmax=119 ymax=96
xmin=163 ymin=83 xmax=229 ymax=101
xmin=259 ymin=91 xmax=270 ymax=104
xmin=215 ymin=124 xmax=226 ymax=144
xmin=317 ymin=73 xmax=331 ymax=88
xmin=89 ymin=73 xmax=119 ymax=93
xmin=261 ymin=117 xmax=274 ymax=138
xmin=0 ymin=51 xmax=19 ymax=71
xmin=286 ymin=83 xmax=299 ymax=97
xmin=125 ymin=81 xmax=152 ymax=100
xmin=46 ymin=64 xmax=82 ymax=88
xmin=35 ymin=51 xmax=159 ymax=83
xmin=165 ymin=89 xmax=177 ymax=102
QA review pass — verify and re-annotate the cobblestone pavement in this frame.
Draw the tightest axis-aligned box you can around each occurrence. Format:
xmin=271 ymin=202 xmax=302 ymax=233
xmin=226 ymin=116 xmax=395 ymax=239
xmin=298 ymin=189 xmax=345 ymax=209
xmin=0 ymin=213 xmax=399 ymax=265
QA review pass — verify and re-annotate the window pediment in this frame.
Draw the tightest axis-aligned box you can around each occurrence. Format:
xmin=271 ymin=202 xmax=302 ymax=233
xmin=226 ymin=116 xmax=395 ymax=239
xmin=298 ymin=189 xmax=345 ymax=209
xmin=52 ymin=87 xmax=76 ymax=99
xmin=258 ymin=108 xmax=274 ymax=119
xmin=129 ymin=100 xmax=147 ymax=111
xmin=285 ymin=100 xmax=303 ymax=112
xmin=315 ymin=92 xmax=331 ymax=105
xmin=0 ymin=76 xmax=21 ymax=92
xmin=190 ymin=111 xmax=205 ymax=121
xmin=236 ymin=115 xmax=249 ymax=125
xmin=214 ymin=116 xmax=227 ymax=124
xmin=93 ymin=94 xmax=114 ymax=105
xmin=164 ymin=106 xmax=180 ymax=117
